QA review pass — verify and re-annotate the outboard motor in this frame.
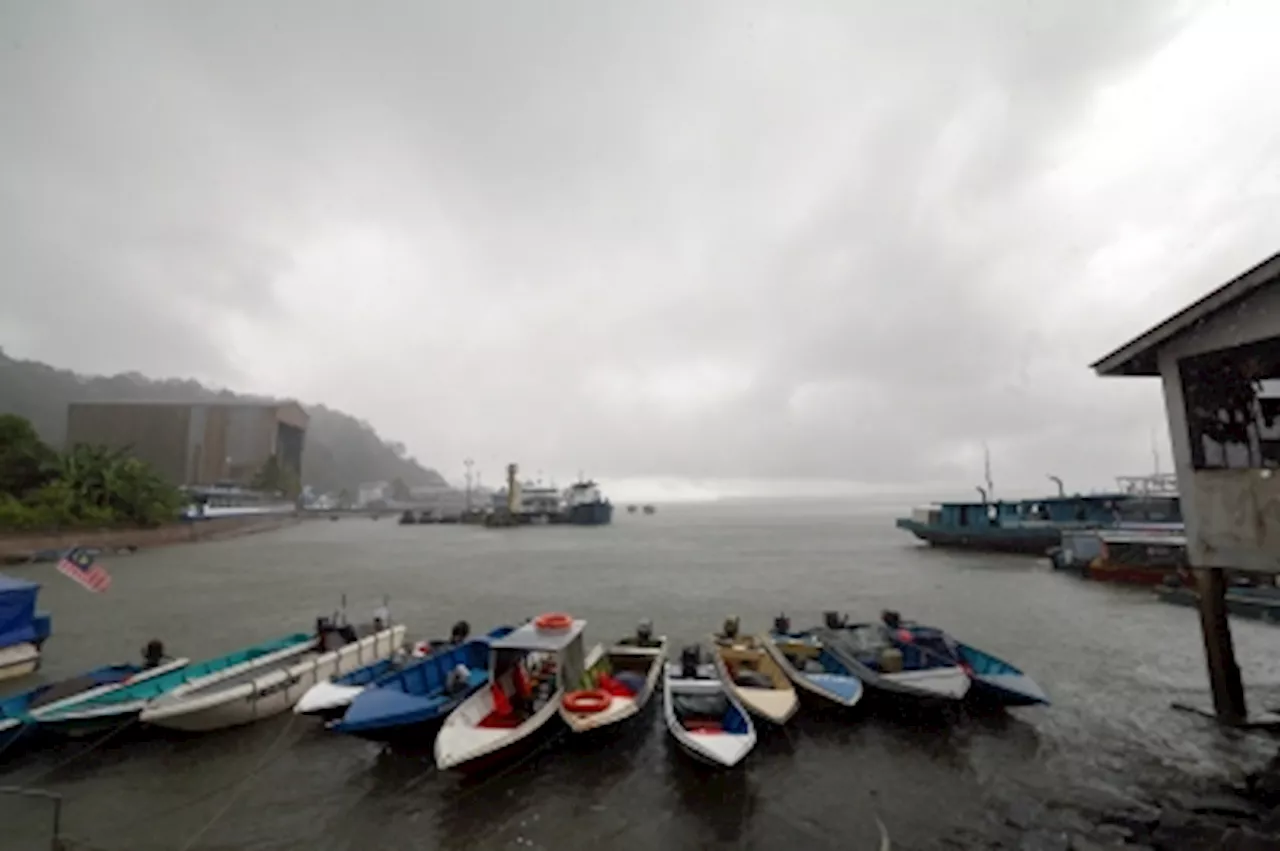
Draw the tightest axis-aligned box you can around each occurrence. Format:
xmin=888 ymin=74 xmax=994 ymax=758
xmin=881 ymin=610 xmax=902 ymax=629
xmin=142 ymin=639 xmax=166 ymax=669
xmin=680 ymin=645 xmax=701 ymax=678
xmin=823 ymin=611 xmax=846 ymax=630
xmin=636 ymin=619 xmax=654 ymax=645
xmin=773 ymin=613 xmax=790 ymax=635
xmin=721 ymin=616 xmax=740 ymax=639
xmin=450 ymin=621 xmax=471 ymax=644
xmin=337 ymin=623 xmax=359 ymax=644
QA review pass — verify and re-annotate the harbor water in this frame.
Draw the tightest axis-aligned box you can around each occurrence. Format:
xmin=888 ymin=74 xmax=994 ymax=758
xmin=2 ymin=499 xmax=1279 ymax=850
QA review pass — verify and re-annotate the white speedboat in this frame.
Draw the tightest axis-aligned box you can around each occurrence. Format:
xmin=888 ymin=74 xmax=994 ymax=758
xmin=710 ymin=623 xmax=799 ymax=725
xmin=663 ymin=647 xmax=755 ymax=768
xmin=559 ymin=621 xmax=666 ymax=734
xmin=139 ymin=619 xmax=405 ymax=732
xmin=434 ymin=614 xmax=589 ymax=772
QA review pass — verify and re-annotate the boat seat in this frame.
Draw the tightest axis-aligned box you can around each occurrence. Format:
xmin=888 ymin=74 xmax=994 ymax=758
xmin=673 ymin=693 xmax=727 ymax=718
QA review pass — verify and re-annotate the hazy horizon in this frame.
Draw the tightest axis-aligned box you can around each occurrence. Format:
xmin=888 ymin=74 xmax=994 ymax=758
xmin=3 ymin=2 xmax=1278 ymax=499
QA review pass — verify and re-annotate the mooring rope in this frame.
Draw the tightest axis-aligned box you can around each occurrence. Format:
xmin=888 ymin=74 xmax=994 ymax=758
xmin=174 ymin=713 xmax=300 ymax=851
xmin=17 ymin=717 xmax=139 ymax=788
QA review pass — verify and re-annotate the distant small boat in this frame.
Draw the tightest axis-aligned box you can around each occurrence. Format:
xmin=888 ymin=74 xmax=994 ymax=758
xmin=139 ymin=617 xmax=405 ymax=732
xmin=326 ymin=626 xmax=515 ymax=741
xmin=818 ymin=613 xmax=970 ymax=702
xmin=642 ymin=505 xmax=656 ymax=515
xmin=434 ymin=614 xmax=592 ymax=772
xmin=559 ymin=620 xmax=666 ymax=735
xmin=663 ymin=646 xmax=755 ymax=768
xmin=709 ymin=619 xmax=799 ymax=725
xmin=891 ymin=618 xmax=1049 ymax=707
xmin=763 ymin=615 xmax=863 ymax=708
xmin=1155 ymin=582 xmax=1280 ymax=625
xmin=627 ymin=505 xmax=638 ymax=514
xmin=3 ymin=652 xmax=187 ymax=753
xmin=398 ymin=510 xmax=417 ymax=525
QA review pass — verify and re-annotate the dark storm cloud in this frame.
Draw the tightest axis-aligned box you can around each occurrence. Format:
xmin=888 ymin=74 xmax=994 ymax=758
xmin=1 ymin=1 xmax=1273 ymax=493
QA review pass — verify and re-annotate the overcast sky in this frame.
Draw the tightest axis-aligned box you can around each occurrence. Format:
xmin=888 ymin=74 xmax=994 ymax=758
xmin=3 ymin=1 xmax=1280 ymax=500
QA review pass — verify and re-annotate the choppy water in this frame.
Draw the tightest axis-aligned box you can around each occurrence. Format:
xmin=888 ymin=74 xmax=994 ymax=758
xmin=2 ymin=499 xmax=1279 ymax=850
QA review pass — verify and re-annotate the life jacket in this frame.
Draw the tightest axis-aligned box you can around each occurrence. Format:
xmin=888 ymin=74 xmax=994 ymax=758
xmin=514 ymin=665 xmax=533 ymax=700
xmin=491 ymin=682 xmax=512 ymax=716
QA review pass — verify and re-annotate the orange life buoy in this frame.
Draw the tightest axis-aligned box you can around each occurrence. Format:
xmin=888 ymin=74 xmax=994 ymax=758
xmin=562 ymin=689 xmax=611 ymax=714
xmin=535 ymin=612 xmax=573 ymax=631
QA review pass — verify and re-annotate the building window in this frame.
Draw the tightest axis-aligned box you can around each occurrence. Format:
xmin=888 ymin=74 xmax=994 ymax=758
xmin=1180 ymin=337 xmax=1280 ymax=470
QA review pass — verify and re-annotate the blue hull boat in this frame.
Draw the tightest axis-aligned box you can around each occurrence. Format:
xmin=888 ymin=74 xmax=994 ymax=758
xmin=331 ymin=626 xmax=514 ymax=742
xmin=763 ymin=631 xmax=864 ymax=708
xmin=33 ymin=632 xmax=314 ymax=736
xmin=1 ymin=663 xmax=155 ymax=756
xmin=900 ymin=625 xmax=1049 ymax=707
xmin=816 ymin=617 xmax=971 ymax=702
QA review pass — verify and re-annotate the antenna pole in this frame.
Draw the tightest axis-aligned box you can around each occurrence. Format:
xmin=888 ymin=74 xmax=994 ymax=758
xmin=983 ymin=442 xmax=995 ymax=500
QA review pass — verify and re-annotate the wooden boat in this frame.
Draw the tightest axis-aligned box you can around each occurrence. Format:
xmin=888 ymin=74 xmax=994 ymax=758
xmin=139 ymin=619 xmax=405 ymax=732
xmin=329 ymin=627 xmax=514 ymax=741
xmin=709 ymin=619 xmax=799 ymax=724
xmin=0 ymin=574 xmax=53 ymax=682
xmin=434 ymin=613 xmax=591 ymax=772
xmin=35 ymin=634 xmax=316 ymax=736
xmin=663 ymin=646 xmax=755 ymax=768
xmin=762 ymin=616 xmax=863 ymax=708
xmin=2 ymin=654 xmax=187 ymax=754
xmin=559 ymin=621 xmax=667 ymax=734
xmin=818 ymin=613 xmax=970 ymax=702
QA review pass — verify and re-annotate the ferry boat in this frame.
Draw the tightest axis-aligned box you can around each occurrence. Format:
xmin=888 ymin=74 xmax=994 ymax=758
xmin=1051 ymin=529 xmax=1188 ymax=585
xmin=895 ymin=475 xmax=1182 ymax=556
xmin=563 ymin=480 xmax=612 ymax=526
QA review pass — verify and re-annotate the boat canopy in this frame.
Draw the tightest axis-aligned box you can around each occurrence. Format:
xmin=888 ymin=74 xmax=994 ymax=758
xmin=0 ymin=575 xmax=40 ymax=647
xmin=490 ymin=620 xmax=586 ymax=652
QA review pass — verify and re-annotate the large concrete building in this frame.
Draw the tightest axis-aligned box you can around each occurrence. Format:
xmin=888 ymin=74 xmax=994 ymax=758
xmin=1093 ymin=250 xmax=1280 ymax=725
xmin=65 ymin=401 xmax=308 ymax=488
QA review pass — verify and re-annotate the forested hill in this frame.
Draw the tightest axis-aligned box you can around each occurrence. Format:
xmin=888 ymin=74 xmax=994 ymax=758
xmin=0 ymin=348 xmax=447 ymax=494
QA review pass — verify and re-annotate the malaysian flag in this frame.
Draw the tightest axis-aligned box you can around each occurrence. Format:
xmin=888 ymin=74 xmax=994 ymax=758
xmin=56 ymin=547 xmax=112 ymax=593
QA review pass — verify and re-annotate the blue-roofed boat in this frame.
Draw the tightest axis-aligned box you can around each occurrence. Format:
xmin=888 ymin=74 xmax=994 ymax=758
xmin=816 ymin=614 xmax=970 ymax=702
xmin=890 ymin=618 xmax=1049 ymax=707
xmin=762 ymin=616 xmax=864 ymax=708
xmin=33 ymin=632 xmax=315 ymax=736
xmin=0 ymin=574 xmax=53 ymax=682
xmin=331 ymin=626 xmax=515 ymax=742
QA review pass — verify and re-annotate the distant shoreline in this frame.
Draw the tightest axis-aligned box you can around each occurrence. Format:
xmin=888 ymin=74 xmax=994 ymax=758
xmin=0 ymin=514 xmax=301 ymax=565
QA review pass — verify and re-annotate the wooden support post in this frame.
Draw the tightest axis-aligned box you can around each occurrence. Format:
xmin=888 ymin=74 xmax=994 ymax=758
xmin=1194 ymin=567 xmax=1247 ymax=725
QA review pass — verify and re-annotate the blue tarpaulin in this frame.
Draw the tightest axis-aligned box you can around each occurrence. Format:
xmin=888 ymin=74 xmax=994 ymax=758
xmin=0 ymin=574 xmax=40 ymax=648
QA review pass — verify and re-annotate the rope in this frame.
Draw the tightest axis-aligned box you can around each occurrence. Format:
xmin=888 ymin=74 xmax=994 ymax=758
xmin=17 ymin=717 xmax=139 ymax=787
xmin=175 ymin=713 xmax=300 ymax=851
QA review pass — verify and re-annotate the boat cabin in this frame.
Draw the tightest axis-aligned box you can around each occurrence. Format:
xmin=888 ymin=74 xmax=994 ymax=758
xmin=484 ymin=619 xmax=587 ymax=721
xmin=916 ymin=494 xmax=1130 ymax=529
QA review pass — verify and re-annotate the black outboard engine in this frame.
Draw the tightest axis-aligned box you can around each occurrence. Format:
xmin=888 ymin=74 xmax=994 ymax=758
xmin=773 ymin=613 xmax=790 ymax=635
xmin=721 ymin=616 xmax=740 ymax=639
xmin=881 ymin=610 xmax=902 ymax=629
xmin=636 ymin=619 xmax=654 ymax=645
xmin=823 ymin=611 xmax=846 ymax=630
xmin=450 ymin=621 xmax=471 ymax=644
xmin=142 ymin=639 xmax=166 ymax=669
xmin=680 ymin=645 xmax=701 ymax=678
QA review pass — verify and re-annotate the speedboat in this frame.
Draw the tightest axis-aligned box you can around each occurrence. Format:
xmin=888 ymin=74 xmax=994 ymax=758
xmin=817 ymin=612 xmax=970 ymax=702
xmin=139 ymin=614 xmax=405 ymax=732
xmin=294 ymin=620 xmax=477 ymax=721
xmin=763 ymin=615 xmax=864 ymax=708
xmin=434 ymin=613 xmax=592 ymax=772
xmin=886 ymin=614 xmax=1048 ymax=707
xmin=559 ymin=620 xmax=667 ymax=734
xmin=3 ymin=644 xmax=186 ymax=754
xmin=709 ymin=618 xmax=799 ymax=725
xmin=330 ymin=626 xmax=514 ymax=741
xmin=663 ymin=645 xmax=755 ymax=768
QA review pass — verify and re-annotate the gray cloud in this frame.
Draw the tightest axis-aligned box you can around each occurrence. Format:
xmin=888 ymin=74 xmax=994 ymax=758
xmin=2 ymin=0 xmax=1276 ymax=495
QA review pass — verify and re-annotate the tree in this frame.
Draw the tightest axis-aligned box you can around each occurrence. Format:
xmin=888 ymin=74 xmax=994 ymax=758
xmin=390 ymin=477 xmax=411 ymax=502
xmin=0 ymin=414 xmax=57 ymax=497
xmin=251 ymin=454 xmax=301 ymax=499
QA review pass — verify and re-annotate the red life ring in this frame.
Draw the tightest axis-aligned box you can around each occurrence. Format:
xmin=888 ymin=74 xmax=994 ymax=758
xmin=535 ymin=612 xmax=573 ymax=632
xmin=562 ymin=689 xmax=611 ymax=714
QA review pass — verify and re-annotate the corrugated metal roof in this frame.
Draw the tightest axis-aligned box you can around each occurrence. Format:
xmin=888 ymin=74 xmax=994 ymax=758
xmin=490 ymin=619 xmax=586 ymax=651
